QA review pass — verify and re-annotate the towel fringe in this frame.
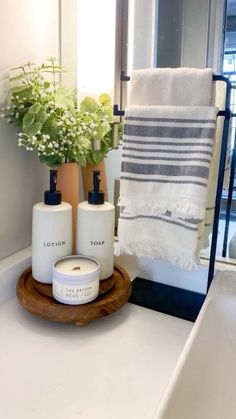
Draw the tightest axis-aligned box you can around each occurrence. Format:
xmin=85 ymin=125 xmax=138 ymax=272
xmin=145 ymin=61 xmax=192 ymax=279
xmin=114 ymin=241 xmax=197 ymax=271
xmin=120 ymin=199 xmax=205 ymax=220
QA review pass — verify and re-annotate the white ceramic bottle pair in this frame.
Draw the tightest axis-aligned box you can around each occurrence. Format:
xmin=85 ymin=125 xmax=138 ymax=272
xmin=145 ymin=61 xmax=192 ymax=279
xmin=32 ymin=170 xmax=115 ymax=284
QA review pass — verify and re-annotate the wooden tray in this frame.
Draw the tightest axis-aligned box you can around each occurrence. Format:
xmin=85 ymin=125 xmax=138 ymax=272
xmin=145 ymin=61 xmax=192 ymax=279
xmin=16 ymin=265 xmax=132 ymax=326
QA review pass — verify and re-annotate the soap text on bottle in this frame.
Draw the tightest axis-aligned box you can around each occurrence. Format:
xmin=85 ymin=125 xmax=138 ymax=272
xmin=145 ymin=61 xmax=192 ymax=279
xmin=90 ymin=240 xmax=105 ymax=246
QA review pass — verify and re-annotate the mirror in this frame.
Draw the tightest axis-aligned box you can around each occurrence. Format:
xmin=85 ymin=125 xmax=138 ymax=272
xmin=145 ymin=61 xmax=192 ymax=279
xmin=1 ymin=0 xmax=234 ymax=269
xmin=102 ymin=0 xmax=232 ymax=265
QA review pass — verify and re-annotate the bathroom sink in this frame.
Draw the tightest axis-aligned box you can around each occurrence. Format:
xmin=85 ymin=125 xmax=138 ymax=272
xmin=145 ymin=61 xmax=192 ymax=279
xmin=154 ymin=270 xmax=236 ymax=419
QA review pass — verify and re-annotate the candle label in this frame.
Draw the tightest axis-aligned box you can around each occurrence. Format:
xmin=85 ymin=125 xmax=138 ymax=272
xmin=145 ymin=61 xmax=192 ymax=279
xmin=53 ymin=278 xmax=99 ymax=303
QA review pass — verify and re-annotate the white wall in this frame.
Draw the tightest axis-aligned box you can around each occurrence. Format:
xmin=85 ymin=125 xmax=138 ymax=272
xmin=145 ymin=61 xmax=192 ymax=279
xmin=0 ymin=0 xmax=59 ymax=259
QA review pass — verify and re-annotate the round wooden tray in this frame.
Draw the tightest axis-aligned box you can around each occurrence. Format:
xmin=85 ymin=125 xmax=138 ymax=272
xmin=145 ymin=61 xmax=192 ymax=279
xmin=16 ymin=264 xmax=132 ymax=326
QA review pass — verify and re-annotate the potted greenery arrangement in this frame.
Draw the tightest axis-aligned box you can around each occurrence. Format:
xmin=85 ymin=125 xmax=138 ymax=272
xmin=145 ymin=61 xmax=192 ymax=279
xmin=2 ymin=57 xmax=115 ymax=167
xmin=2 ymin=57 xmax=118 ymax=248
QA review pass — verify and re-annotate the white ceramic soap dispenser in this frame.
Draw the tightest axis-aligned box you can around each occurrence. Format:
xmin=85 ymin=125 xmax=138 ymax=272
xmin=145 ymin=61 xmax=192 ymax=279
xmin=32 ymin=169 xmax=72 ymax=284
xmin=77 ymin=170 xmax=115 ymax=280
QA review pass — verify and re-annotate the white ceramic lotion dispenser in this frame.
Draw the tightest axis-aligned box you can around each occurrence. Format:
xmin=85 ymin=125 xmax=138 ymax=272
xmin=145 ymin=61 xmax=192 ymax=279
xmin=32 ymin=169 xmax=72 ymax=284
xmin=77 ymin=170 xmax=115 ymax=280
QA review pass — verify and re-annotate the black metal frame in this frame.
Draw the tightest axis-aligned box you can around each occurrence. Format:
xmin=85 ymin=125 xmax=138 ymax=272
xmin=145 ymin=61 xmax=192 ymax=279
xmin=114 ymin=72 xmax=232 ymax=301
xmin=222 ymin=89 xmax=236 ymax=258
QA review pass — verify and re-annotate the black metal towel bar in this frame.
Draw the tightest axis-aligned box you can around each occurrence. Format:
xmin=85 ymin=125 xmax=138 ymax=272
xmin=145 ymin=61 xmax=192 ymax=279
xmin=114 ymin=71 xmax=231 ymax=293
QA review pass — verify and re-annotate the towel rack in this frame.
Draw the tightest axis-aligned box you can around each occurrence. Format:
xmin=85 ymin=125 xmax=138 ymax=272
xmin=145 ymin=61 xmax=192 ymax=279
xmin=114 ymin=72 xmax=231 ymax=295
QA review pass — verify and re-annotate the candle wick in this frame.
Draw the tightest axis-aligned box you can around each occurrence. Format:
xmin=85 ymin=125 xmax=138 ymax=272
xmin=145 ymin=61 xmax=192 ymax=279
xmin=72 ymin=266 xmax=81 ymax=271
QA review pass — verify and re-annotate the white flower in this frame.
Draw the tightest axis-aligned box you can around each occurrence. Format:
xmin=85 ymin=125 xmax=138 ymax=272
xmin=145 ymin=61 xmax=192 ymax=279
xmin=15 ymin=113 xmax=19 ymax=118
xmin=1 ymin=113 xmax=5 ymax=118
xmin=32 ymin=136 xmax=37 ymax=141
xmin=2 ymin=107 xmax=5 ymax=111
xmin=18 ymin=133 xmax=23 ymax=137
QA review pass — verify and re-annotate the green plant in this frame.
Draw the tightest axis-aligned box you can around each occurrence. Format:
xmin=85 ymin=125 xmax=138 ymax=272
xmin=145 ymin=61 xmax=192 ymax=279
xmin=2 ymin=58 xmax=119 ymax=167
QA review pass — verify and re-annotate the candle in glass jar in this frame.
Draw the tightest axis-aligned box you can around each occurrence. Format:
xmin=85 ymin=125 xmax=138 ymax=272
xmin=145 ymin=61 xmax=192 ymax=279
xmin=52 ymin=255 xmax=100 ymax=305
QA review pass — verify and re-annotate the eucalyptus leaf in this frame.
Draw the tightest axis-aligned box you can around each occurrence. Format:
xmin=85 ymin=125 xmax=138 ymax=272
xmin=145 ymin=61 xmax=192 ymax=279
xmin=40 ymin=69 xmax=66 ymax=73
xmin=76 ymin=155 xmax=87 ymax=167
xmin=95 ymin=123 xmax=111 ymax=140
xmin=44 ymin=81 xmax=50 ymax=89
xmin=43 ymin=117 xmax=60 ymax=139
xmin=28 ymin=102 xmax=42 ymax=114
xmin=25 ymin=121 xmax=42 ymax=136
xmin=86 ymin=152 xmax=95 ymax=165
xmin=92 ymin=150 xmax=103 ymax=164
xmin=36 ymin=108 xmax=47 ymax=125
xmin=22 ymin=111 xmax=35 ymax=131
xmin=55 ymin=87 xmax=75 ymax=108
xmin=80 ymin=97 xmax=99 ymax=113
xmin=40 ymin=65 xmax=66 ymax=70
xmin=11 ymin=85 xmax=31 ymax=93
xmin=9 ymin=71 xmax=35 ymax=82
xmin=39 ymin=155 xmax=62 ymax=167
xmin=99 ymin=93 xmax=111 ymax=106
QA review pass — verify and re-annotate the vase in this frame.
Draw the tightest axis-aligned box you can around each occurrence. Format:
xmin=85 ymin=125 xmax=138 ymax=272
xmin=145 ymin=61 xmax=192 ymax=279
xmin=81 ymin=160 xmax=108 ymax=201
xmin=57 ymin=162 xmax=79 ymax=253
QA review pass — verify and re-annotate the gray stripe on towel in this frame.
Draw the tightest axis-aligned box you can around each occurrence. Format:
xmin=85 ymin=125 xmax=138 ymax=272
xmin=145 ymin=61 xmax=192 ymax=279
xmin=120 ymin=176 xmax=207 ymax=187
xmin=121 ymin=162 xmax=209 ymax=178
xmin=124 ymin=139 xmax=213 ymax=147
xmin=122 ymin=146 xmax=213 ymax=155
xmin=120 ymin=214 xmax=198 ymax=231
xmin=124 ymin=125 xmax=215 ymax=139
xmin=121 ymin=154 xmax=211 ymax=163
xmin=126 ymin=116 xmax=216 ymax=123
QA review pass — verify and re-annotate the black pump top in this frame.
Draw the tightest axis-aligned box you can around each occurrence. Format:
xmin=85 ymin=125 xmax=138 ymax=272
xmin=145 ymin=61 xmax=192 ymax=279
xmin=88 ymin=170 xmax=105 ymax=205
xmin=44 ymin=169 xmax=62 ymax=205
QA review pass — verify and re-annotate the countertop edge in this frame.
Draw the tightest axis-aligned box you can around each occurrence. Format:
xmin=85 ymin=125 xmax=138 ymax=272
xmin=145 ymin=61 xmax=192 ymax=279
xmin=0 ymin=247 xmax=31 ymax=304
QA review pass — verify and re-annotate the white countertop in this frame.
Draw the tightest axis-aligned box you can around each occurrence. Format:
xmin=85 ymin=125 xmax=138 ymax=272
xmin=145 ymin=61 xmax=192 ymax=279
xmin=0 ymin=298 xmax=192 ymax=419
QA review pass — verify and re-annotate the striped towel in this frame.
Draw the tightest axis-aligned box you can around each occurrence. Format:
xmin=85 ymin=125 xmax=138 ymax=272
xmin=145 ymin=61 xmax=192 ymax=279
xmin=119 ymin=105 xmax=218 ymax=219
xmin=115 ymin=105 xmax=218 ymax=269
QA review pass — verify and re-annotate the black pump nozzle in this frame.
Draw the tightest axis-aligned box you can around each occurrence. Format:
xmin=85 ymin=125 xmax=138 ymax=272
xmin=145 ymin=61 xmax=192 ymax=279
xmin=88 ymin=170 xmax=105 ymax=205
xmin=49 ymin=169 xmax=57 ymax=193
xmin=44 ymin=169 xmax=62 ymax=205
